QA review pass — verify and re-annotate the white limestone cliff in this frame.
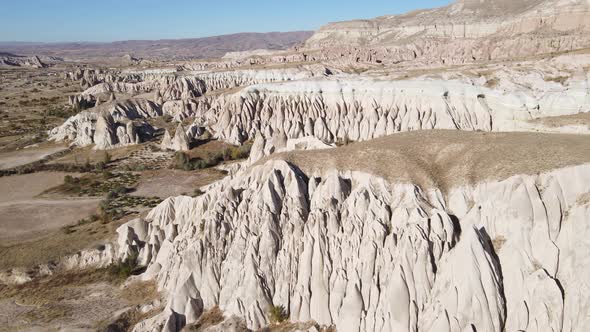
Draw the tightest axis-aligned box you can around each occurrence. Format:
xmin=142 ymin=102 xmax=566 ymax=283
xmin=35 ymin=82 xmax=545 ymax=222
xmin=160 ymin=124 xmax=191 ymax=152
xmin=49 ymin=98 xmax=160 ymax=149
xmin=115 ymin=131 xmax=590 ymax=332
xmin=201 ymin=77 xmax=589 ymax=145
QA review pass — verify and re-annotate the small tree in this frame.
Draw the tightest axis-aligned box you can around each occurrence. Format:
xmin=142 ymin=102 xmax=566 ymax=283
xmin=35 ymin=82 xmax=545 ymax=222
xmin=268 ymin=305 xmax=288 ymax=324
xmin=174 ymin=151 xmax=191 ymax=170
xmin=64 ymin=175 xmax=74 ymax=184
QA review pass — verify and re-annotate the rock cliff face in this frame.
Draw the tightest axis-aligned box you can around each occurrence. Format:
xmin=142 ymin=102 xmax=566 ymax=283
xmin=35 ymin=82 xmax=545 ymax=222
xmin=302 ymin=0 xmax=590 ymax=66
xmin=75 ymin=66 xmax=330 ymax=104
xmin=54 ymin=65 xmax=333 ymax=149
xmin=48 ymin=99 xmax=160 ymax=149
xmin=160 ymin=124 xmax=191 ymax=152
xmin=0 ymin=54 xmax=48 ymax=68
xmin=53 ymin=61 xmax=589 ymax=151
xmin=204 ymin=78 xmax=589 ymax=144
xmin=116 ymin=131 xmax=590 ymax=332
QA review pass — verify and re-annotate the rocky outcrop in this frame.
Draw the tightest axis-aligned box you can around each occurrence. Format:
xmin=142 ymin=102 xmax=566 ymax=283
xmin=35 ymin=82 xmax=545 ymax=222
xmin=116 ymin=131 xmax=590 ymax=331
xmin=49 ymin=98 xmax=161 ymax=149
xmin=162 ymin=97 xmax=213 ymax=122
xmin=190 ymin=65 xmax=331 ymax=92
xmin=0 ymin=54 xmax=48 ymax=68
xmin=201 ymin=77 xmax=589 ymax=145
xmin=74 ymin=66 xmax=331 ymax=107
xmin=299 ymin=0 xmax=590 ymax=66
xmin=1 ymin=243 xmax=117 ymax=285
xmin=93 ymin=110 xmax=153 ymax=150
xmin=248 ymin=132 xmax=334 ymax=164
xmin=160 ymin=124 xmax=191 ymax=152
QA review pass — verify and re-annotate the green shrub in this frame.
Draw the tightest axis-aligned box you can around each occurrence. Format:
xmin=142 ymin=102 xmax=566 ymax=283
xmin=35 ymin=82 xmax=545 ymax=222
xmin=108 ymin=252 xmax=139 ymax=281
xmin=102 ymin=151 xmax=112 ymax=164
xmin=223 ymin=148 xmax=232 ymax=161
xmin=200 ymin=130 xmax=212 ymax=140
xmin=205 ymin=152 xmax=223 ymax=166
xmin=64 ymin=175 xmax=75 ymax=184
xmin=174 ymin=151 xmax=191 ymax=170
xmin=95 ymin=161 xmax=106 ymax=171
xmin=230 ymin=145 xmax=251 ymax=160
xmin=268 ymin=305 xmax=288 ymax=324
xmin=61 ymin=225 xmax=75 ymax=234
xmin=129 ymin=164 xmax=146 ymax=171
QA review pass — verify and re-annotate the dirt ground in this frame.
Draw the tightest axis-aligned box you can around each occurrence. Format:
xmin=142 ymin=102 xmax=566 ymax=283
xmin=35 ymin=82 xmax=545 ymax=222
xmin=0 ymin=143 xmax=67 ymax=170
xmin=528 ymin=112 xmax=590 ymax=128
xmin=270 ymin=130 xmax=590 ymax=193
xmin=0 ymin=67 xmax=80 ymax=153
xmin=0 ymin=270 xmax=159 ymax=332
xmin=0 ymin=172 xmax=100 ymax=245
xmin=133 ymin=168 xmax=226 ymax=198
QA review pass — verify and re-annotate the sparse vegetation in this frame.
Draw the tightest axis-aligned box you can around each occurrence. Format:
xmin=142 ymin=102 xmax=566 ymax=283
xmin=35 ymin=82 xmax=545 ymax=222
xmin=544 ymin=75 xmax=569 ymax=85
xmin=44 ymin=105 xmax=78 ymax=119
xmin=45 ymin=171 xmax=162 ymax=223
xmin=108 ymin=252 xmax=140 ymax=282
xmin=102 ymin=151 xmax=112 ymax=164
xmin=492 ymin=235 xmax=507 ymax=251
xmin=183 ymin=306 xmax=225 ymax=331
xmin=336 ymin=135 xmax=351 ymax=146
xmin=172 ymin=144 xmax=251 ymax=171
xmin=484 ymin=77 xmax=499 ymax=88
xmin=268 ymin=305 xmax=289 ymax=324
xmin=199 ymin=129 xmax=213 ymax=141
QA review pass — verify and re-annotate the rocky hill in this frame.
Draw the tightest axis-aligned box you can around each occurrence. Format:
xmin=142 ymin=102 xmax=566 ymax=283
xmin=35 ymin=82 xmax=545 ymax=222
xmin=303 ymin=0 xmax=590 ymax=66
xmin=116 ymin=131 xmax=590 ymax=332
xmin=3 ymin=0 xmax=590 ymax=331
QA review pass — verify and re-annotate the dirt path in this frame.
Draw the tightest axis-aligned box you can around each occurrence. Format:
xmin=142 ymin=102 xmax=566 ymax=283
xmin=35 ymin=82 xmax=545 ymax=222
xmin=0 ymin=145 xmax=68 ymax=170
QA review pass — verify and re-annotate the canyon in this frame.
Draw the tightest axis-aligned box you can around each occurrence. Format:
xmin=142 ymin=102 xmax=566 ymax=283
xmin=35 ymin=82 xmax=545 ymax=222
xmin=1 ymin=0 xmax=590 ymax=331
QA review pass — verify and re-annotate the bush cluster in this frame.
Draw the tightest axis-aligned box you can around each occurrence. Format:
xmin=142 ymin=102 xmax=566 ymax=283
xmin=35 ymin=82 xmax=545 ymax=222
xmin=172 ymin=145 xmax=252 ymax=171
xmin=108 ymin=252 xmax=139 ymax=281
xmin=268 ymin=305 xmax=288 ymax=324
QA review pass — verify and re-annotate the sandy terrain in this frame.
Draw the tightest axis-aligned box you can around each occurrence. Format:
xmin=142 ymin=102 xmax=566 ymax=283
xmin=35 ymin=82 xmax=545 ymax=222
xmin=0 ymin=172 xmax=99 ymax=244
xmin=133 ymin=168 xmax=226 ymax=198
xmin=0 ymin=145 xmax=68 ymax=170
xmin=528 ymin=112 xmax=590 ymax=128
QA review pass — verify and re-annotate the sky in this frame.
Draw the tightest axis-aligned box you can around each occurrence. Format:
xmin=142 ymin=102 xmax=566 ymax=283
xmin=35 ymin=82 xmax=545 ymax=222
xmin=0 ymin=0 xmax=451 ymax=43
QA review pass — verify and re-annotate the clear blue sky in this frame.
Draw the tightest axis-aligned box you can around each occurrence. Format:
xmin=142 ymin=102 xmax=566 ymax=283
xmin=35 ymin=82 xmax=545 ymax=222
xmin=0 ymin=0 xmax=451 ymax=42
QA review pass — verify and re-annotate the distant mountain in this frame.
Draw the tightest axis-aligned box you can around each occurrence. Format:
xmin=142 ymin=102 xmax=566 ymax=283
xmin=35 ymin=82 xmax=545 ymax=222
xmin=0 ymin=31 xmax=313 ymax=60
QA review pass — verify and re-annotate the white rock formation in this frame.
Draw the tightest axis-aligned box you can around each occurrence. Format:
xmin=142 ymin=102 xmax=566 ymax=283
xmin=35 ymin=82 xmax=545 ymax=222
xmin=0 ymin=54 xmax=48 ymax=68
xmin=49 ymin=98 xmax=161 ymax=149
xmin=248 ymin=132 xmax=334 ymax=164
xmin=199 ymin=77 xmax=589 ymax=145
xmin=161 ymin=124 xmax=191 ymax=152
xmin=301 ymin=0 xmax=590 ymax=66
xmin=75 ymin=66 xmax=330 ymax=107
xmin=116 ymin=131 xmax=590 ymax=332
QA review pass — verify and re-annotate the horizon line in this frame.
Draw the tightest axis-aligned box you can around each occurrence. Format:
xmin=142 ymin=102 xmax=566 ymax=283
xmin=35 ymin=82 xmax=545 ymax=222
xmin=0 ymin=30 xmax=315 ymax=45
